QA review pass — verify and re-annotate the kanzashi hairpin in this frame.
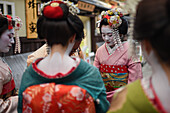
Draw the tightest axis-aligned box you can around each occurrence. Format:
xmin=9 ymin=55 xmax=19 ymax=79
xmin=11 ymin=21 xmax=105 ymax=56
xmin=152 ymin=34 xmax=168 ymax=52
xmin=64 ymin=1 xmax=80 ymax=15
xmin=14 ymin=16 xmax=22 ymax=54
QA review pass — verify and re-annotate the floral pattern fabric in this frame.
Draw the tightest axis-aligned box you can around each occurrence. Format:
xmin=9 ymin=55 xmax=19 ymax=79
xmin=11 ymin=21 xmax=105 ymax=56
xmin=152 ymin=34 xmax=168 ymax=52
xmin=22 ymin=83 xmax=95 ymax=113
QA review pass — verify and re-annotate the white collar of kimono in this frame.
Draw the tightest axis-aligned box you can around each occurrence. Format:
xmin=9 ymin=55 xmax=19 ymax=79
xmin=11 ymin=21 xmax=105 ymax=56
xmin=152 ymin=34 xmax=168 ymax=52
xmin=106 ymin=41 xmax=126 ymax=55
xmin=142 ymin=45 xmax=170 ymax=112
xmin=37 ymin=41 xmax=80 ymax=76
xmin=106 ymin=43 xmax=117 ymax=55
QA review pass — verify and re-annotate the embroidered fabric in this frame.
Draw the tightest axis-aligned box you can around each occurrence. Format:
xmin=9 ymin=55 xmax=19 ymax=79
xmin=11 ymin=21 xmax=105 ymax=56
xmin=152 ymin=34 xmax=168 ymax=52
xmin=22 ymin=83 xmax=95 ymax=113
xmin=100 ymin=64 xmax=128 ymax=92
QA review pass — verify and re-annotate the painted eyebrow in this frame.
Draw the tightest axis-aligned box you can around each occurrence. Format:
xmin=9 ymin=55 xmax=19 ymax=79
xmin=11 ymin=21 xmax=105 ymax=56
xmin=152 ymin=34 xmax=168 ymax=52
xmin=10 ymin=33 xmax=14 ymax=35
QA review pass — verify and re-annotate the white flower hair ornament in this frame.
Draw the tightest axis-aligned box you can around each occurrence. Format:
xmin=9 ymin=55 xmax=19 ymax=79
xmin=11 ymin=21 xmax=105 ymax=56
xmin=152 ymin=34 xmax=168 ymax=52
xmin=64 ymin=1 xmax=80 ymax=15
xmin=14 ymin=16 xmax=22 ymax=54
xmin=101 ymin=8 xmax=123 ymax=29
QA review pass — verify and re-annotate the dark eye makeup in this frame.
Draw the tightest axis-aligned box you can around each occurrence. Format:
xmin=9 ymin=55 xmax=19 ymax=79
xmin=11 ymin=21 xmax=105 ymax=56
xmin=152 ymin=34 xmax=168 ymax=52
xmin=8 ymin=33 xmax=14 ymax=39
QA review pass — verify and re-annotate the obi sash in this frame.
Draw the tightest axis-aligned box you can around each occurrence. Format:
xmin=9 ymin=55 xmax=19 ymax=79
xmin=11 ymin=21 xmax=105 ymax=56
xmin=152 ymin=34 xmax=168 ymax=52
xmin=0 ymin=78 xmax=16 ymax=100
xmin=22 ymin=83 xmax=95 ymax=113
xmin=100 ymin=64 xmax=128 ymax=92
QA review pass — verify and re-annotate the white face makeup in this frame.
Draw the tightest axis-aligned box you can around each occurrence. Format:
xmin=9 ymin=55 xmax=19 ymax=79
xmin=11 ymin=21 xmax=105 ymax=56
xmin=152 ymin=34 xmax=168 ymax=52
xmin=0 ymin=29 xmax=14 ymax=53
xmin=101 ymin=25 xmax=114 ymax=47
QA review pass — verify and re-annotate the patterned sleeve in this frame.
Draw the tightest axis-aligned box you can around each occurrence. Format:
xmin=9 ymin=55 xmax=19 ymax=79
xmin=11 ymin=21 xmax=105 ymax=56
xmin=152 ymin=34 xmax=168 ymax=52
xmin=0 ymin=96 xmax=18 ymax=113
xmin=127 ymin=56 xmax=143 ymax=83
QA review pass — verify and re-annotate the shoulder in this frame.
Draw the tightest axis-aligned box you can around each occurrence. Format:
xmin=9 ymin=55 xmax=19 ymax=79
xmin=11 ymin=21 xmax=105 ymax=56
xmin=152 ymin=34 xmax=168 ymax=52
xmin=122 ymin=41 xmax=129 ymax=47
xmin=77 ymin=60 xmax=101 ymax=81
xmin=22 ymin=65 xmax=33 ymax=81
xmin=121 ymin=41 xmax=129 ymax=53
xmin=79 ymin=60 xmax=99 ymax=73
xmin=22 ymin=59 xmax=41 ymax=82
xmin=27 ymin=44 xmax=48 ymax=60
xmin=0 ymin=60 xmax=11 ymax=83
xmin=96 ymin=43 xmax=106 ymax=53
xmin=27 ymin=44 xmax=48 ymax=67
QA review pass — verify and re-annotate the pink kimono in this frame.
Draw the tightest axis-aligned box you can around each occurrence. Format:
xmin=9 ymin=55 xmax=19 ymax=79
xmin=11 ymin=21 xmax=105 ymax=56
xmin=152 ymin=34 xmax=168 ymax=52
xmin=93 ymin=42 xmax=143 ymax=102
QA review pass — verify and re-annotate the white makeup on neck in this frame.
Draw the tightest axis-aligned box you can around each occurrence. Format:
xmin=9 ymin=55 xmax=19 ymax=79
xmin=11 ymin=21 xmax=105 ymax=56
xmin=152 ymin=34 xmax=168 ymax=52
xmin=37 ymin=40 xmax=78 ymax=76
xmin=101 ymin=25 xmax=114 ymax=47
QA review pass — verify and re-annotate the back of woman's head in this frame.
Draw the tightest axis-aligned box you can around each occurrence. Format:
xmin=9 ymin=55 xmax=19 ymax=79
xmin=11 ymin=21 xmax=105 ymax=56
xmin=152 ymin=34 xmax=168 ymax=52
xmin=0 ymin=15 xmax=15 ymax=37
xmin=134 ymin=0 xmax=170 ymax=65
xmin=40 ymin=1 xmax=84 ymax=47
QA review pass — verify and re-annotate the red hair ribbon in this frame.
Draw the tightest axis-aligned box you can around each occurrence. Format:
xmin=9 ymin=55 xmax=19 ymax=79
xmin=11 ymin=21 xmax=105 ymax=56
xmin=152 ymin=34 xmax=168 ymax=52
xmin=43 ymin=1 xmax=64 ymax=19
xmin=6 ymin=15 xmax=13 ymax=30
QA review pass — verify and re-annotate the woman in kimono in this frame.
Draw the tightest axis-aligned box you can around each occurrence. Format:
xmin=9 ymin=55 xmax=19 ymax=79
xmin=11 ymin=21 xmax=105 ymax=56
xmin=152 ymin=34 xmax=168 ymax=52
xmin=108 ymin=0 xmax=170 ymax=112
xmin=0 ymin=14 xmax=18 ymax=113
xmin=93 ymin=8 xmax=143 ymax=102
xmin=18 ymin=1 xmax=109 ymax=113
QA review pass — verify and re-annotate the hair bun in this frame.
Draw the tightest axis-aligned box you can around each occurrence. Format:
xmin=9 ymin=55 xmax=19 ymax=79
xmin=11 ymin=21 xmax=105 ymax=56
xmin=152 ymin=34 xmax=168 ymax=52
xmin=67 ymin=13 xmax=83 ymax=33
xmin=41 ymin=0 xmax=50 ymax=3
xmin=43 ymin=1 xmax=68 ymax=19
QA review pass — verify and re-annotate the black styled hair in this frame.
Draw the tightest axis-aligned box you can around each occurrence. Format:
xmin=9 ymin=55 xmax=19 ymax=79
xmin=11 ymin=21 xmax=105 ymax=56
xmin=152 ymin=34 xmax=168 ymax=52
xmin=99 ymin=16 xmax=128 ymax=35
xmin=67 ymin=13 xmax=84 ymax=41
xmin=0 ymin=15 xmax=15 ymax=37
xmin=134 ymin=0 xmax=170 ymax=65
xmin=37 ymin=16 xmax=45 ymax=39
xmin=41 ymin=0 xmax=51 ymax=3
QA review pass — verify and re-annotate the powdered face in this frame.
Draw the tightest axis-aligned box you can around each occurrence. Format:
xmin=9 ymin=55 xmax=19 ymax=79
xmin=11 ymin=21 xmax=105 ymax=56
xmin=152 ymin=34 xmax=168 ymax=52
xmin=101 ymin=25 xmax=114 ymax=47
xmin=0 ymin=29 xmax=14 ymax=53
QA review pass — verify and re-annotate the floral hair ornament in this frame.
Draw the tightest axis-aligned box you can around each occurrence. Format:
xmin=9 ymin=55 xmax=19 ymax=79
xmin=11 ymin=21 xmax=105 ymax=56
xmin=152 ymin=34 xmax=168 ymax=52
xmin=14 ymin=16 xmax=22 ymax=54
xmin=6 ymin=15 xmax=13 ymax=30
xmin=43 ymin=0 xmax=80 ymax=19
xmin=99 ymin=8 xmax=124 ymax=51
xmin=101 ymin=8 xmax=123 ymax=29
xmin=63 ymin=0 xmax=80 ymax=15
